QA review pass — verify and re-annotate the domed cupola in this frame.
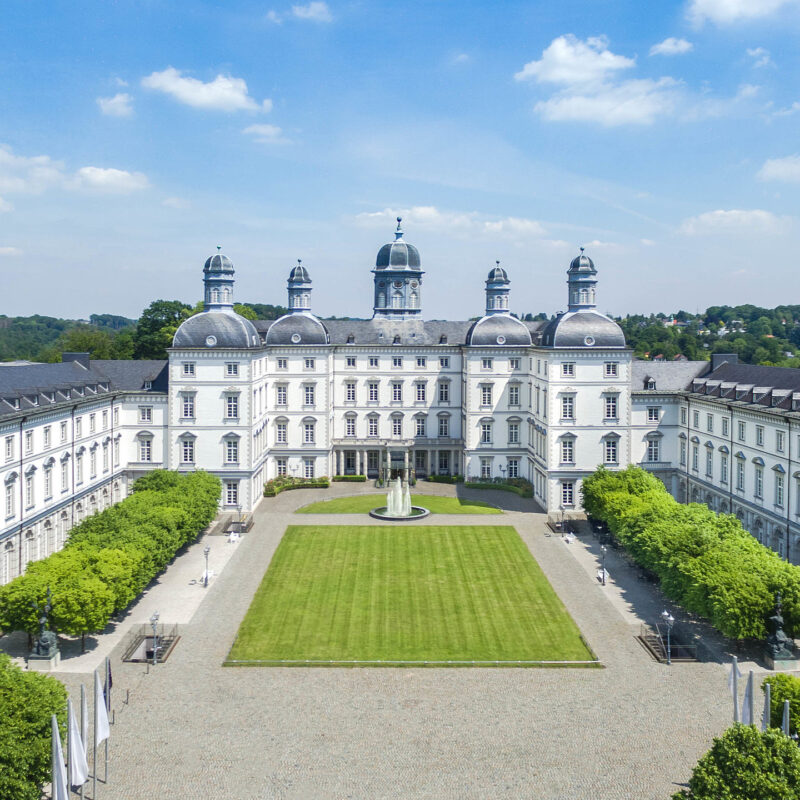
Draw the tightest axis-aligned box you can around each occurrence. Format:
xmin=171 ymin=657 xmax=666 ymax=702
xmin=172 ymin=249 xmax=261 ymax=349
xmin=372 ymin=217 xmax=424 ymax=318
xmin=540 ymin=249 xmax=625 ymax=349
xmin=485 ymin=260 xmax=511 ymax=315
xmin=265 ymin=260 xmax=329 ymax=345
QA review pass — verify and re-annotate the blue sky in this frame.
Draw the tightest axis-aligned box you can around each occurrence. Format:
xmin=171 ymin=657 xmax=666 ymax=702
xmin=1 ymin=0 xmax=799 ymax=320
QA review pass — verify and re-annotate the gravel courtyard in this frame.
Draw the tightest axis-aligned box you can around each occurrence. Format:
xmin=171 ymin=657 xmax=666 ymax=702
xmin=52 ymin=484 xmax=736 ymax=800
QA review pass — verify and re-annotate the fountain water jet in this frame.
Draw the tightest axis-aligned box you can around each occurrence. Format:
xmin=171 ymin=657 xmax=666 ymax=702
xmin=370 ymin=476 xmax=429 ymax=520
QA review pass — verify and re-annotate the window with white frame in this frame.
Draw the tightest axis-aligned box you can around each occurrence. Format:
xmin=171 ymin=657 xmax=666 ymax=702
xmin=24 ymin=431 xmax=32 ymax=454
xmin=44 ymin=467 xmax=52 ymax=499
xmin=416 ymin=356 xmax=426 ymax=368
xmin=224 ymin=482 xmax=238 ymax=506
xmin=438 ymin=382 xmax=450 ymax=403
xmin=102 ymin=410 xmax=108 ymax=429
xmin=368 ymin=417 xmax=378 ymax=437
xmin=647 ymin=439 xmax=660 ymax=462
xmin=706 ymin=414 xmax=714 ymax=433
xmin=75 ymin=418 xmax=82 ymax=437
xmin=415 ymin=383 xmax=426 ymax=402
xmin=114 ymin=438 xmax=119 ymax=466
xmin=89 ymin=413 xmax=96 ymax=433
xmin=439 ymin=357 xmax=449 ymax=368
xmin=276 ymin=421 xmax=287 ymax=444
xmin=25 ymin=475 xmax=34 ymax=508
xmin=5 ymin=483 xmax=14 ymax=517
xmin=738 ymin=421 xmax=746 ymax=441
xmin=303 ymin=422 xmax=315 ymax=444
xmin=61 ymin=461 xmax=68 ymax=491
xmin=90 ymin=449 xmax=97 ymax=477
xmin=226 ymin=395 xmax=239 ymax=419
xmin=304 ymin=385 xmax=315 ymax=406
xmin=438 ymin=415 xmax=449 ymax=438
xmin=722 ymin=418 xmax=729 ymax=436
xmin=776 ymin=473 xmax=785 ymax=506
xmin=369 ymin=356 xmax=379 ymax=368
xmin=43 ymin=426 xmax=51 ymax=449
xmin=562 ymin=395 xmax=574 ymax=420
xmin=561 ymin=363 xmax=574 ymax=378
xmin=510 ymin=358 xmax=520 ymax=370
xmin=139 ymin=406 xmax=153 ymax=423
xmin=392 ymin=416 xmax=402 ymax=437
xmin=508 ymin=421 xmax=519 ymax=444
xmin=706 ymin=448 xmax=713 ymax=476
xmin=647 ymin=407 xmax=660 ymax=422
xmin=560 ymin=438 xmax=574 ymax=463
xmin=304 ymin=358 xmax=315 ymax=371
xmin=392 ymin=383 xmax=403 ymax=402
xmin=561 ymin=482 xmax=574 ymax=506
xmin=480 ymin=384 xmax=493 ymax=406
xmin=276 ymin=458 xmax=287 ymax=476
xmin=604 ymin=395 xmax=618 ymax=420
xmin=226 ymin=363 xmax=239 ymax=376
xmin=692 ymin=411 xmax=699 ymax=428
xmin=604 ymin=438 xmax=618 ymax=464
xmin=480 ymin=421 xmax=492 ymax=444
xmin=755 ymin=466 xmax=764 ymax=498
xmin=182 ymin=439 xmax=195 ymax=463
xmin=345 ymin=382 xmax=356 ymax=401
xmin=736 ymin=460 xmax=745 ymax=490
xmin=225 ymin=439 xmax=239 ymax=463
xmin=480 ymin=458 xmax=492 ymax=479
xmin=604 ymin=362 xmax=618 ymax=377
xmin=276 ymin=385 xmax=288 ymax=406
xmin=368 ymin=382 xmax=379 ymax=402
xmin=4 ymin=436 xmax=12 ymax=462
xmin=277 ymin=358 xmax=288 ymax=370
xmin=756 ymin=426 xmax=764 ymax=447
xmin=345 ymin=417 xmax=356 ymax=437
xmin=182 ymin=362 xmax=195 ymax=376
xmin=481 ymin=358 xmax=493 ymax=371
xmin=182 ymin=394 xmax=195 ymax=418
xmin=304 ymin=459 xmax=315 ymax=479
xmin=345 ymin=357 xmax=356 ymax=368
xmin=113 ymin=408 xmax=118 ymax=426
xmin=138 ymin=439 xmax=151 ymax=463
xmin=777 ymin=430 xmax=785 ymax=452
xmin=680 ymin=407 xmax=687 ymax=425
xmin=680 ymin=440 xmax=686 ymax=465
xmin=507 ymin=458 xmax=519 ymax=478
xmin=508 ymin=384 xmax=520 ymax=406
xmin=692 ymin=445 xmax=699 ymax=471
xmin=720 ymin=454 xmax=728 ymax=483
xmin=415 ymin=417 xmax=426 ymax=437
xmin=392 ymin=356 xmax=402 ymax=369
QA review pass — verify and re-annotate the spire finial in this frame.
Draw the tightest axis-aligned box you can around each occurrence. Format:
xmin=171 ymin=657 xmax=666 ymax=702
xmin=297 ymin=258 xmax=302 ymax=264
xmin=217 ymin=245 xmax=222 ymax=252
xmin=395 ymin=216 xmax=403 ymax=240
xmin=496 ymin=259 xmax=500 ymax=266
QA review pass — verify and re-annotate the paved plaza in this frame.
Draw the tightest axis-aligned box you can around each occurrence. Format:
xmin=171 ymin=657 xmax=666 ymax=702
xmin=17 ymin=484 xmax=769 ymax=799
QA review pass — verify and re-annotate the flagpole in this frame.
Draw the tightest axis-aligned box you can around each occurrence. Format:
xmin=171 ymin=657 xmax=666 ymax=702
xmin=749 ymin=671 xmax=756 ymax=724
xmin=51 ymin=714 xmax=58 ymax=800
xmin=66 ymin=698 xmax=71 ymax=792
xmin=92 ymin=670 xmax=97 ymax=800
xmin=104 ymin=658 xmax=109 ymax=782
xmin=763 ymin=681 xmax=771 ymax=731
xmin=732 ymin=656 xmax=739 ymax=722
xmin=784 ymin=699 xmax=791 ymax=735
xmin=79 ymin=686 xmax=86 ymax=800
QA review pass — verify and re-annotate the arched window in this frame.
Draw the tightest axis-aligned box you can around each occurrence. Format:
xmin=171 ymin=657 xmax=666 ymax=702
xmin=391 ymin=291 xmax=403 ymax=309
xmin=211 ymin=289 xmax=220 ymax=303
xmin=378 ymin=292 xmax=386 ymax=308
xmin=43 ymin=519 xmax=54 ymax=557
xmin=410 ymin=290 xmax=418 ymax=308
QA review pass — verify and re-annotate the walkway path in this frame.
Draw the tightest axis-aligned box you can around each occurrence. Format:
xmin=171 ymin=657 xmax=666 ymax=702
xmin=18 ymin=484 xmax=767 ymax=798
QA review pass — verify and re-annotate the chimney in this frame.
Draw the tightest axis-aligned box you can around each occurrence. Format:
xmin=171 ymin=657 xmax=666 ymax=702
xmin=62 ymin=352 xmax=90 ymax=369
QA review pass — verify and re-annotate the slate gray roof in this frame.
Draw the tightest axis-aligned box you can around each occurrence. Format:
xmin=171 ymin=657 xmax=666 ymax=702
xmin=264 ymin=313 xmax=329 ymax=345
xmin=541 ymin=311 xmax=625 ymax=348
xmin=255 ymin=318 xmax=546 ymax=346
xmin=173 ymin=310 xmax=261 ymax=349
xmin=466 ymin=314 xmax=532 ymax=346
xmin=91 ymin=360 xmax=168 ymax=392
xmin=701 ymin=362 xmax=800 ymax=392
xmin=375 ymin=241 xmax=421 ymax=270
xmin=631 ymin=360 xmax=710 ymax=392
xmin=203 ymin=253 xmax=234 ymax=274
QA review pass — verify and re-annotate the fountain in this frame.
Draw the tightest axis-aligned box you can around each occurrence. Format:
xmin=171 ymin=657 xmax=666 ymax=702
xmin=369 ymin=476 xmax=429 ymax=520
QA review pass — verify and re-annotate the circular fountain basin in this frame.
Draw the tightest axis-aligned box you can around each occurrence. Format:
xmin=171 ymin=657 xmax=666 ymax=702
xmin=369 ymin=506 xmax=430 ymax=520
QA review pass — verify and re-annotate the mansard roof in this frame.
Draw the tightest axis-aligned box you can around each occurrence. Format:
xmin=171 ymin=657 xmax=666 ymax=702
xmin=689 ymin=361 xmax=800 ymax=412
xmin=631 ymin=360 xmax=710 ymax=392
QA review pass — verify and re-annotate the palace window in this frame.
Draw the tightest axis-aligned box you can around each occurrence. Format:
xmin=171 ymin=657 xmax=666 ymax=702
xmin=680 ymin=407 xmax=687 ymax=425
xmin=368 ymin=417 xmax=379 ymax=437
xmin=561 ymin=482 xmax=574 ymax=506
xmin=61 ymin=461 xmax=69 ymax=491
xmin=604 ymin=439 xmax=618 ymax=464
xmin=416 ymin=357 xmax=426 ymax=368
xmin=777 ymin=430 xmax=785 ymax=452
xmin=562 ymin=363 xmax=575 ymax=377
xmin=138 ymin=439 xmax=151 ymax=463
xmin=224 ymin=482 xmax=238 ymax=506
xmin=605 ymin=362 xmax=618 ymax=377
xmin=480 ymin=458 xmax=492 ymax=479
xmin=345 ymin=417 xmax=356 ymax=437
xmin=481 ymin=385 xmax=493 ymax=406
xmin=415 ymin=383 xmax=426 ymax=402
xmin=89 ymin=413 xmax=96 ymax=433
xmin=720 ymin=455 xmax=728 ymax=483
xmin=508 ymin=422 xmax=519 ymax=444
xmin=345 ymin=382 xmax=356 ymax=402
xmin=776 ymin=474 xmax=785 ymax=507
xmin=345 ymin=357 xmax=356 ymax=368
xmin=722 ymin=418 xmax=729 ymax=436
xmin=392 ymin=383 xmax=403 ymax=402
xmin=5 ymin=483 xmax=14 ymax=518
xmin=25 ymin=475 xmax=34 ymax=508
xmin=226 ymin=395 xmax=239 ymax=419
xmin=304 ymin=358 xmax=315 ymax=371
xmin=647 ymin=407 xmax=660 ymax=422
xmin=691 ymin=445 xmax=699 ymax=471
xmin=438 ymin=382 xmax=450 ymax=404
xmin=604 ymin=395 xmax=618 ymax=420
xmin=706 ymin=449 xmax=713 ymax=477
xmin=182 ymin=439 xmax=195 ymax=463
xmin=510 ymin=358 xmax=520 ymax=370
xmin=647 ymin=439 xmax=660 ymax=462
xmin=392 ymin=357 xmax=403 ymax=369
xmin=439 ymin=357 xmax=449 ymax=368
xmin=392 ymin=416 xmax=403 ymax=437
xmin=44 ymin=466 xmax=52 ymax=499
xmin=304 ymin=385 xmax=315 ymax=406
xmin=369 ymin=356 xmax=379 ymax=368
xmin=43 ymin=426 xmax=51 ymax=449
xmin=736 ymin=461 xmax=745 ymax=491
xmin=692 ymin=411 xmax=699 ymax=428
xmin=482 ymin=358 xmax=493 ymax=371
xmin=438 ymin=415 xmax=449 ymax=438
xmin=304 ymin=459 xmax=315 ymax=479
xmin=680 ymin=440 xmax=686 ymax=465
xmin=24 ymin=431 xmax=32 ymax=454
xmin=561 ymin=396 xmax=574 ymax=421
xmin=480 ymin=421 xmax=492 ymax=444
xmin=277 ymin=358 xmax=288 ymax=370
xmin=303 ymin=422 xmax=315 ymax=444
xmin=75 ymin=418 xmax=82 ymax=437
xmin=756 ymin=426 xmax=764 ymax=447
xmin=560 ymin=438 xmax=574 ymax=464
xmin=755 ymin=466 xmax=764 ymax=499
xmin=4 ymin=436 xmax=13 ymax=463
xmin=738 ymin=421 xmax=746 ymax=441
xmin=415 ymin=417 xmax=426 ymax=438
xmin=508 ymin=385 xmax=520 ymax=406
xmin=226 ymin=363 xmax=239 ymax=377
xmin=368 ymin=382 xmax=379 ymax=402
xmin=225 ymin=439 xmax=239 ymax=464
xmin=276 ymin=422 xmax=287 ymax=444
xmin=276 ymin=385 xmax=288 ymax=406
xmin=706 ymin=414 xmax=714 ymax=433
xmin=182 ymin=362 xmax=195 ymax=377
xmin=276 ymin=458 xmax=287 ymax=476
xmin=139 ymin=406 xmax=152 ymax=423
xmin=507 ymin=458 xmax=519 ymax=478
xmin=182 ymin=394 xmax=195 ymax=418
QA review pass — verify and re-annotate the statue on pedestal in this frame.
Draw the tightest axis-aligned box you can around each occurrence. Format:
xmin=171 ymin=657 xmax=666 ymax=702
xmin=766 ymin=591 xmax=795 ymax=661
xmin=30 ymin=588 xmax=58 ymax=659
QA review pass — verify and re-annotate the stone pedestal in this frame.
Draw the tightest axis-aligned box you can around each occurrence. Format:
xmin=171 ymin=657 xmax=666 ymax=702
xmin=28 ymin=650 xmax=61 ymax=671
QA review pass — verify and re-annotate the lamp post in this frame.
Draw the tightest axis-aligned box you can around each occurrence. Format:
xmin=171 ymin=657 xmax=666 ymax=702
xmin=499 ymin=464 xmax=506 ymax=481
xmin=150 ymin=611 xmax=159 ymax=666
xmin=661 ymin=610 xmax=675 ymax=665
xmin=203 ymin=545 xmax=211 ymax=588
xmin=601 ymin=545 xmax=607 ymax=586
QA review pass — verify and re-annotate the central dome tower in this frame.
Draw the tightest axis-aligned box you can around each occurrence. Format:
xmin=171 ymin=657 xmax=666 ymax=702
xmin=372 ymin=217 xmax=424 ymax=318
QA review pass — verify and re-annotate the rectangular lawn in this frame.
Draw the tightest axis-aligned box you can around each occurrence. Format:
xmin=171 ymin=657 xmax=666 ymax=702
xmin=226 ymin=525 xmax=596 ymax=666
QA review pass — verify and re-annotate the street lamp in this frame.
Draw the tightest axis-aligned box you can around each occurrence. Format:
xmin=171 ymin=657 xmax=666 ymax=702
xmin=203 ymin=545 xmax=211 ymax=588
xmin=150 ymin=611 xmax=160 ymax=666
xmin=601 ymin=545 xmax=607 ymax=586
xmin=661 ymin=610 xmax=675 ymax=666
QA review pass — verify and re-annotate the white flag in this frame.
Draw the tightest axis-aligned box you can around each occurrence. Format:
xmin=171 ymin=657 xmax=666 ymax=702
xmin=81 ymin=685 xmax=89 ymax=749
xmin=742 ymin=671 xmax=754 ymax=725
xmin=94 ymin=669 xmax=110 ymax=745
xmin=728 ymin=657 xmax=742 ymax=697
xmin=68 ymin=698 xmax=89 ymax=786
xmin=51 ymin=715 xmax=69 ymax=800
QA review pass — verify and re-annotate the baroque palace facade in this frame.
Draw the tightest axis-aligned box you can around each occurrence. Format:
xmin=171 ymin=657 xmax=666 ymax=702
xmin=2 ymin=219 xmax=800 ymax=583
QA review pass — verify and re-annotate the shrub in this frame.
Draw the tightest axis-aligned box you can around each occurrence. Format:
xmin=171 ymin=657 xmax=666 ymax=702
xmin=263 ymin=476 xmax=330 ymax=497
xmin=763 ymin=673 xmax=800 ymax=736
xmin=464 ymin=477 xmax=534 ymax=498
xmin=0 ymin=654 xmax=67 ymax=800
xmin=582 ymin=465 xmax=800 ymax=640
xmin=425 ymin=474 xmax=464 ymax=484
xmin=673 ymin=724 xmax=800 ymax=800
xmin=332 ymin=475 xmax=367 ymax=482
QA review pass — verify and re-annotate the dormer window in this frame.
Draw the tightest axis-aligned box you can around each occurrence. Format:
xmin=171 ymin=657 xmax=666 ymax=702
xmin=646 ymin=379 xmax=656 ymax=390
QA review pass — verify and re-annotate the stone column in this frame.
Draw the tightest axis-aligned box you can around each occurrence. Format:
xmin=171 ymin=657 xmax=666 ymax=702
xmin=335 ymin=449 xmax=341 ymax=476
xmin=363 ymin=450 xmax=368 ymax=477
xmin=403 ymin=449 xmax=409 ymax=482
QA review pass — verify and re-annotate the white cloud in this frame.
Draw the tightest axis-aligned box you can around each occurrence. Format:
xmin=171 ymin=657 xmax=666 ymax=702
xmin=72 ymin=167 xmax=149 ymax=193
xmin=355 ymin=206 xmax=546 ymax=239
xmin=535 ymin=77 xmax=680 ymax=126
xmin=688 ymin=0 xmax=797 ymax=25
xmin=746 ymin=47 xmax=773 ymax=68
xmin=640 ymin=238 xmax=656 ymax=246
xmin=680 ymin=208 xmax=789 ymax=234
xmin=141 ymin=67 xmax=271 ymax=112
xmin=97 ymin=92 xmax=134 ymax=117
xmin=649 ymin=37 xmax=694 ymax=56
xmin=265 ymin=10 xmax=282 ymax=23
xmin=451 ymin=53 xmax=470 ymax=65
xmin=757 ymin=154 xmax=800 ymax=182
xmin=0 ymin=246 xmax=22 ymax=256
xmin=292 ymin=2 xmax=332 ymax=22
xmin=772 ymin=101 xmax=800 ymax=117
xmin=0 ymin=145 xmax=65 ymax=194
xmin=162 ymin=197 xmax=190 ymax=209
xmin=515 ymin=35 xmax=634 ymax=85
xmin=242 ymin=123 xmax=289 ymax=144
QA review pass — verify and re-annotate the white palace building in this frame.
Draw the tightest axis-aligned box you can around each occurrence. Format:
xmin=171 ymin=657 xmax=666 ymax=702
xmin=2 ymin=218 xmax=800 ymax=583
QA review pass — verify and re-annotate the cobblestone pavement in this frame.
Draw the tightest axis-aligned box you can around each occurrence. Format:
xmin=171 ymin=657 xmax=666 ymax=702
xmin=51 ymin=485 xmax=745 ymax=799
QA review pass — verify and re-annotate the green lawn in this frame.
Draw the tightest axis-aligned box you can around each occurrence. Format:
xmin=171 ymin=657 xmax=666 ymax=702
xmin=226 ymin=525 xmax=596 ymax=666
xmin=296 ymin=494 xmax=501 ymax=515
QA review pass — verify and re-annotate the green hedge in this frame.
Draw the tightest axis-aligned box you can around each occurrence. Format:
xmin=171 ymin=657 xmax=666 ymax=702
xmin=763 ymin=673 xmax=800 ymax=736
xmin=582 ymin=466 xmax=800 ymax=640
xmin=332 ymin=475 xmax=367 ymax=482
xmin=425 ymin=474 xmax=464 ymax=484
xmin=465 ymin=477 xmax=534 ymax=498
xmin=0 ymin=471 xmax=220 ymax=640
xmin=264 ymin=476 xmax=330 ymax=496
